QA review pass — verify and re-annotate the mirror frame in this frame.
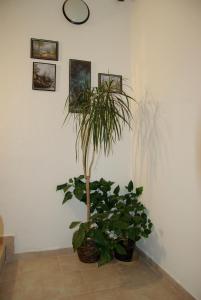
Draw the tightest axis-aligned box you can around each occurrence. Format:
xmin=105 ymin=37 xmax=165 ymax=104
xmin=62 ymin=0 xmax=90 ymax=25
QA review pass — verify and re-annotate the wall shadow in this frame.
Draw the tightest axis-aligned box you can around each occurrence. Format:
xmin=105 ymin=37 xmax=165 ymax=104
xmin=132 ymin=92 xmax=169 ymax=186
xmin=131 ymin=92 xmax=168 ymax=265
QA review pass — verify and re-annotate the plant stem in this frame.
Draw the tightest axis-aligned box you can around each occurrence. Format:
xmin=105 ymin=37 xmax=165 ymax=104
xmin=85 ymin=175 xmax=90 ymax=222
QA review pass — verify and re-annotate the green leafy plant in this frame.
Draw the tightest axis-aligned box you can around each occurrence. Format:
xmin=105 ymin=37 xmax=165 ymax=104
xmin=57 ymin=176 xmax=152 ymax=265
xmin=69 ymin=220 xmax=112 ymax=266
xmin=106 ymin=180 xmax=153 ymax=245
xmin=69 ymin=216 xmax=127 ymax=266
xmin=57 ymin=176 xmax=120 ymax=214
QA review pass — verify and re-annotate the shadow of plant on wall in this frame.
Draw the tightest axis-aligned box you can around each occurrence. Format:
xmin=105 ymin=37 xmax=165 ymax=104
xmin=131 ymin=92 xmax=169 ymax=264
xmin=132 ymin=92 xmax=169 ymax=185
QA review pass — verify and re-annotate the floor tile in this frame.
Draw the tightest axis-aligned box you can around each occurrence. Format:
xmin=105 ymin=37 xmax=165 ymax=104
xmin=58 ymin=253 xmax=98 ymax=272
xmin=81 ymin=266 xmax=122 ymax=292
xmin=0 ymin=251 xmax=195 ymax=300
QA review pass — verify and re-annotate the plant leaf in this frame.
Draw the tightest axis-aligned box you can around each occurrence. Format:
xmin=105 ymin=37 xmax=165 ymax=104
xmin=62 ymin=191 xmax=73 ymax=204
xmin=114 ymin=185 xmax=120 ymax=195
xmin=74 ymin=187 xmax=84 ymax=200
xmin=72 ymin=229 xmax=85 ymax=250
xmin=56 ymin=183 xmax=67 ymax=191
xmin=69 ymin=221 xmax=81 ymax=229
xmin=136 ymin=186 xmax=143 ymax=196
xmin=98 ymin=248 xmax=112 ymax=266
xmin=127 ymin=181 xmax=134 ymax=192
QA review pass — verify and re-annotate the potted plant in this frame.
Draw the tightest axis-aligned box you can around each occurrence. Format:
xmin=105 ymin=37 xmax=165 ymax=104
xmin=57 ymin=176 xmax=126 ymax=265
xmin=108 ymin=180 xmax=153 ymax=262
xmin=57 ymin=81 xmax=134 ymax=263
xmin=69 ymin=218 xmax=114 ymax=266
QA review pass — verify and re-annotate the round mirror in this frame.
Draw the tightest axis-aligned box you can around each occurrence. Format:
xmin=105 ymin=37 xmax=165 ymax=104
xmin=62 ymin=0 xmax=90 ymax=25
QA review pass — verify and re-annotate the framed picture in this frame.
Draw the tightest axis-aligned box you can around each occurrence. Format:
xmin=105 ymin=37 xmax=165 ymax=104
xmin=98 ymin=73 xmax=122 ymax=93
xmin=69 ymin=59 xmax=91 ymax=113
xmin=32 ymin=62 xmax=56 ymax=91
xmin=31 ymin=38 xmax=59 ymax=61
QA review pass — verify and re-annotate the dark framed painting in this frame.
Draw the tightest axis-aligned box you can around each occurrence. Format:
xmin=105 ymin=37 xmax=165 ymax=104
xmin=32 ymin=62 xmax=56 ymax=91
xmin=69 ymin=59 xmax=91 ymax=113
xmin=98 ymin=73 xmax=122 ymax=93
xmin=31 ymin=38 xmax=59 ymax=61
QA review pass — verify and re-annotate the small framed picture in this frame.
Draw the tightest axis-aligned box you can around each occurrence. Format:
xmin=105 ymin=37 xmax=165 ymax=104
xmin=69 ymin=59 xmax=91 ymax=113
xmin=98 ymin=73 xmax=122 ymax=93
xmin=31 ymin=38 xmax=59 ymax=61
xmin=32 ymin=62 xmax=56 ymax=91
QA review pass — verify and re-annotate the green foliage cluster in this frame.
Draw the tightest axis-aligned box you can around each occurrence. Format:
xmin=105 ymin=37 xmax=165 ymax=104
xmin=57 ymin=177 xmax=153 ymax=266
xmin=56 ymin=175 xmax=117 ymax=213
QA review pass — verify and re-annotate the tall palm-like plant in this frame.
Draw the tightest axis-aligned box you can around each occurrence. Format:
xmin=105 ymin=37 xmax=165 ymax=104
xmin=64 ymin=81 xmax=134 ymax=221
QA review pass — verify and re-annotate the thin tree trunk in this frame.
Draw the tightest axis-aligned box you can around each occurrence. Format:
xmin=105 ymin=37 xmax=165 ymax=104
xmin=85 ymin=175 xmax=90 ymax=222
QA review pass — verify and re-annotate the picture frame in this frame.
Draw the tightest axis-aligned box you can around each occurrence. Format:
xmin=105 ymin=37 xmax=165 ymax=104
xmin=31 ymin=38 xmax=59 ymax=61
xmin=98 ymin=73 xmax=122 ymax=93
xmin=69 ymin=59 xmax=91 ymax=113
xmin=32 ymin=62 xmax=56 ymax=91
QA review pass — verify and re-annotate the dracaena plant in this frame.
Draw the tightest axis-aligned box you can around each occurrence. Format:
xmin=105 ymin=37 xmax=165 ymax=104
xmin=63 ymin=81 xmax=134 ymax=221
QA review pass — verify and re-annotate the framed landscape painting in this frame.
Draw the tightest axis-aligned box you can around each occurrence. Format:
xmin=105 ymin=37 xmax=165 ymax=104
xmin=32 ymin=62 xmax=56 ymax=91
xmin=69 ymin=59 xmax=91 ymax=113
xmin=31 ymin=38 xmax=58 ymax=61
xmin=98 ymin=73 xmax=122 ymax=93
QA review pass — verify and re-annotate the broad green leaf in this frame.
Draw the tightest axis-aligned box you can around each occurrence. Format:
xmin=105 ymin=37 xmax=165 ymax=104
xmin=72 ymin=229 xmax=85 ymax=250
xmin=98 ymin=248 xmax=112 ymax=266
xmin=127 ymin=181 xmax=134 ymax=192
xmin=63 ymin=184 xmax=72 ymax=192
xmin=136 ymin=186 xmax=143 ymax=196
xmin=93 ymin=230 xmax=108 ymax=247
xmin=62 ymin=191 xmax=72 ymax=204
xmin=69 ymin=221 xmax=81 ymax=229
xmin=79 ymin=222 xmax=89 ymax=231
xmin=74 ymin=188 xmax=84 ymax=200
xmin=114 ymin=185 xmax=120 ymax=195
xmin=56 ymin=183 xmax=67 ymax=191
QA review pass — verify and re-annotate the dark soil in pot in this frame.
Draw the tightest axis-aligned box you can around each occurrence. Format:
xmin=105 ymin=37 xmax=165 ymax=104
xmin=77 ymin=239 xmax=99 ymax=263
xmin=114 ymin=239 xmax=135 ymax=262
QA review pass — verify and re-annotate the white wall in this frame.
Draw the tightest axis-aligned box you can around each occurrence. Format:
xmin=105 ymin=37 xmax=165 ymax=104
xmin=1 ymin=0 xmax=201 ymax=298
xmin=0 ymin=0 xmax=133 ymax=253
xmin=130 ymin=1 xmax=201 ymax=299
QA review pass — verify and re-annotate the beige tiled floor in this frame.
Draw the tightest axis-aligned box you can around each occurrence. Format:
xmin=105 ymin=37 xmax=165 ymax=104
xmin=0 ymin=249 xmax=194 ymax=300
